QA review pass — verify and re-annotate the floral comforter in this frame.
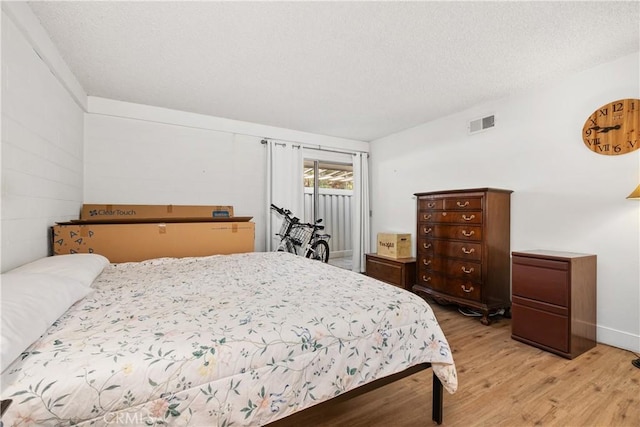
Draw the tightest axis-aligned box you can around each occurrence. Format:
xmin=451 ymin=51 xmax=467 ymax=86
xmin=1 ymin=252 xmax=457 ymax=426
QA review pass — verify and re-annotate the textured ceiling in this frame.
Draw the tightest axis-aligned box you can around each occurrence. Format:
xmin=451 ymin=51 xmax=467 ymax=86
xmin=27 ymin=1 xmax=640 ymax=142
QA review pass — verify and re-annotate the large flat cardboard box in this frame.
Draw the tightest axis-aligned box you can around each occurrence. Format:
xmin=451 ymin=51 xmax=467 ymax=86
xmin=377 ymin=232 xmax=412 ymax=259
xmin=81 ymin=204 xmax=234 ymax=220
xmin=52 ymin=222 xmax=254 ymax=263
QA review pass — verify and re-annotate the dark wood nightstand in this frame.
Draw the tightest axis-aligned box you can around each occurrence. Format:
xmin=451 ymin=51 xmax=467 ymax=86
xmin=511 ymin=250 xmax=597 ymax=359
xmin=365 ymin=253 xmax=416 ymax=291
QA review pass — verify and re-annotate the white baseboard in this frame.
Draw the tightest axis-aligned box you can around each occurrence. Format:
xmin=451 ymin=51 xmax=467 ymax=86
xmin=597 ymin=325 xmax=640 ymax=353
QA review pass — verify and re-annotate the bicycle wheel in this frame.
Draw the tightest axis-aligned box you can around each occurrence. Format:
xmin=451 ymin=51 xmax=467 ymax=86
xmin=285 ymin=238 xmax=298 ymax=255
xmin=306 ymin=240 xmax=330 ymax=263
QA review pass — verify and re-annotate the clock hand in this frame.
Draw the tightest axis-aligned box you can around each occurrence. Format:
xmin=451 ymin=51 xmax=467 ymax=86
xmin=598 ymin=125 xmax=621 ymax=133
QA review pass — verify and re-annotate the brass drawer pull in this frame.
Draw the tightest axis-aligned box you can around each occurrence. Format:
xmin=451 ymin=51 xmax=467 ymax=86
xmin=461 ymin=266 xmax=474 ymax=274
xmin=422 ymin=276 xmax=432 ymax=282
xmin=462 ymin=214 xmax=475 ymax=221
xmin=423 ymin=227 xmax=433 ymax=234
xmin=423 ymin=214 xmax=432 ymax=220
xmin=462 ymin=230 xmax=474 ymax=237
xmin=461 ymin=285 xmax=474 ymax=293
xmin=423 ymin=259 xmax=432 ymax=266
xmin=423 ymin=243 xmax=432 ymax=249
xmin=427 ymin=202 xmax=436 ymax=208
xmin=461 ymin=247 xmax=475 ymax=254
xmin=457 ymin=201 xmax=469 ymax=207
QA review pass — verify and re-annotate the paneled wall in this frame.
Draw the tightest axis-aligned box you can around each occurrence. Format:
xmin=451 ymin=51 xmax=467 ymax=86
xmin=1 ymin=9 xmax=85 ymax=271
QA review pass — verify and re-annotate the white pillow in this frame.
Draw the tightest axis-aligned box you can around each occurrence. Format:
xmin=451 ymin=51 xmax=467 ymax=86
xmin=1 ymin=273 xmax=92 ymax=373
xmin=7 ymin=254 xmax=110 ymax=287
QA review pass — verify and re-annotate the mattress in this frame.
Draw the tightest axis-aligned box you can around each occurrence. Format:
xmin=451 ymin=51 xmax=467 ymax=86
xmin=1 ymin=251 xmax=457 ymax=426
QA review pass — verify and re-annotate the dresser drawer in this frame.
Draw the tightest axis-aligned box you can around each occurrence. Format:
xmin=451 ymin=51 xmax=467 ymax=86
xmin=417 ymin=268 xmax=481 ymax=301
xmin=443 ymin=197 xmax=483 ymax=211
xmin=418 ymin=255 xmax=481 ymax=281
xmin=419 ymin=224 xmax=483 ymax=241
xmin=419 ymin=239 xmax=482 ymax=261
xmin=512 ymin=257 xmax=569 ymax=306
xmin=418 ymin=210 xmax=483 ymax=224
xmin=512 ymin=302 xmax=569 ymax=353
xmin=418 ymin=198 xmax=444 ymax=210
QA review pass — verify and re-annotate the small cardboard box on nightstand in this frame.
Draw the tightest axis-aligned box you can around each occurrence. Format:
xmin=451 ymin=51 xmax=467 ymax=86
xmin=377 ymin=232 xmax=412 ymax=259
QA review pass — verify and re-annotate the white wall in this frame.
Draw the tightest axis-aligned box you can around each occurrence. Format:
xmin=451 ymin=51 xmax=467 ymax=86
xmin=1 ymin=4 xmax=86 ymax=272
xmin=370 ymin=52 xmax=640 ymax=352
xmin=84 ymin=98 xmax=368 ymax=252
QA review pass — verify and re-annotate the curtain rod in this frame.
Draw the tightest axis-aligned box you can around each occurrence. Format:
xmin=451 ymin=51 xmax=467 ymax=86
xmin=260 ymin=138 xmax=369 ymax=156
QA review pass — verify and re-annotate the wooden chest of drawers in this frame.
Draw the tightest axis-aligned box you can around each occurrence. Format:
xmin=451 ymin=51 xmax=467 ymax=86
xmin=365 ymin=253 xmax=416 ymax=291
xmin=413 ymin=188 xmax=512 ymax=325
xmin=511 ymin=250 xmax=597 ymax=359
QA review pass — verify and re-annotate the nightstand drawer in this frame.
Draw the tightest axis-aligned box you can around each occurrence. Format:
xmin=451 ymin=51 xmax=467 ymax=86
xmin=365 ymin=253 xmax=416 ymax=290
xmin=512 ymin=257 xmax=568 ymax=306
xmin=367 ymin=257 xmax=402 ymax=285
xmin=512 ymin=302 xmax=569 ymax=353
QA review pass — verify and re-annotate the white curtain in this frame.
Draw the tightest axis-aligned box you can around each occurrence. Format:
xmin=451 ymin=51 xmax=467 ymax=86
xmin=351 ymin=152 xmax=370 ymax=272
xmin=265 ymin=140 xmax=304 ymax=251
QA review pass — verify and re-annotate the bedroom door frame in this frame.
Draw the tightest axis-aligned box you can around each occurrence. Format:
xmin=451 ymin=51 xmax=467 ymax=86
xmin=303 ymin=149 xmax=354 ymax=266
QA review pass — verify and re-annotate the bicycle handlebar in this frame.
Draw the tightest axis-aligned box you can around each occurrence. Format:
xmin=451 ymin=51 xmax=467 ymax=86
xmin=272 ymin=204 xmax=327 ymax=230
xmin=271 ymin=204 xmax=299 ymax=222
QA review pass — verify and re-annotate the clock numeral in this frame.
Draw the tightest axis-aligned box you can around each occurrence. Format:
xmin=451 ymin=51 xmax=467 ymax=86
xmin=589 ymin=118 xmax=597 ymax=126
xmin=629 ymin=140 xmax=638 ymax=148
xmin=585 ymin=138 xmax=600 ymax=147
xmin=613 ymin=145 xmax=622 ymax=153
xmin=596 ymin=144 xmax=610 ymax=152
xmin=598 ymin=108 xmax=608 ymax=117
xmin=613 ymin=102 xmax=624 ymax=113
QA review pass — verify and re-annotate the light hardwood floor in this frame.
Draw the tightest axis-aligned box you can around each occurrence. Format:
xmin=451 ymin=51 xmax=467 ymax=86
xmin=272 ymin=302 xmax=640 ymax=426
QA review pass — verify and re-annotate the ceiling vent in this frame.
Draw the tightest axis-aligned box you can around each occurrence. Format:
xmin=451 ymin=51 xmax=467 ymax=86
xmin=468 ymin=114 xmax=495 ymax=135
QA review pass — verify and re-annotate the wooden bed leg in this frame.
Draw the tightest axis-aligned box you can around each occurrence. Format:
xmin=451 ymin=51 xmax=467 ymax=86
xmin=432 ymin=373 xmax=443 ymax=425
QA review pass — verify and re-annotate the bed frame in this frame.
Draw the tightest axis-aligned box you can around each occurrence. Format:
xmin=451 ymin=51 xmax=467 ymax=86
xmin=1 ymin=365 xmax=442 ymax=426
xmin=271 ymin=363 xmax=443 ymax=425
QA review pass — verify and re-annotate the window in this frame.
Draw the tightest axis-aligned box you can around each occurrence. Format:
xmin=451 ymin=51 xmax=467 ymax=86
xmin=303 ymin=161 xmax=353 ymax=190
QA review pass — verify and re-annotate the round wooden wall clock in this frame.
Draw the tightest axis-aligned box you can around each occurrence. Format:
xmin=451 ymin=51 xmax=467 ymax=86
xmin=582 ymin=98 xmax=639 ymax=155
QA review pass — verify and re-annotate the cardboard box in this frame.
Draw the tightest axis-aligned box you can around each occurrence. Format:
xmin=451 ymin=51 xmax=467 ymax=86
xmin=68 ymin=217 xmax=253 ymax=224
xmin=81 ymin=204 xmax=234 ymax=220
xmin=377 ymin=232 xmax=412 ymax=258
xmin=52 ymin=222 xmax=254 ymax=263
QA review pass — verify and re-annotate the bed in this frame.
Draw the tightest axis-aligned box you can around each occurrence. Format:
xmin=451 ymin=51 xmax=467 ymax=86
xmin=1 ymin=251 xmax=457 ymax=426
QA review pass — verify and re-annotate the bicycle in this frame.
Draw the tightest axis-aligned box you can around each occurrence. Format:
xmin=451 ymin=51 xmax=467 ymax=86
xmin=270 ymin=204 xmax=331 ymax=263
xmin=270 ymin=204 xmax=300 ymax=254
xmin=300 ymin=219 xmax=331 ymax=263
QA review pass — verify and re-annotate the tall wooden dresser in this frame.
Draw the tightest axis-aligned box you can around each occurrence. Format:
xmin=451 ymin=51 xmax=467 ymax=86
xmin=413 ymin=188 xmax=512 ymax=325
